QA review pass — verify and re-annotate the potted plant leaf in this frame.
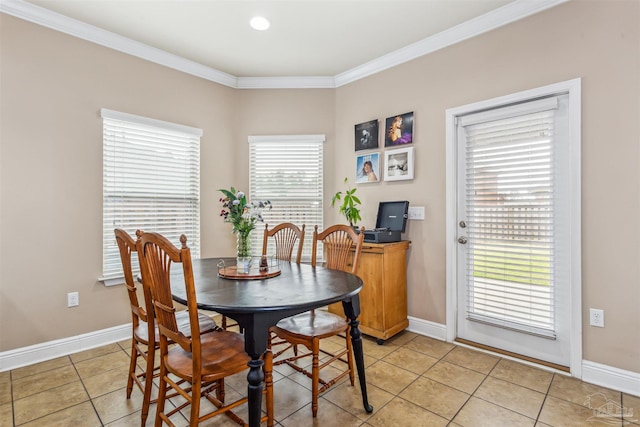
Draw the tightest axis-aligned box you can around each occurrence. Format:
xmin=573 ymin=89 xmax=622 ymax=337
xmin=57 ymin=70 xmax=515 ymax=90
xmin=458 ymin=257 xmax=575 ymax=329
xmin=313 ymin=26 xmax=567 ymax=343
xmin=331 ymin=177 xmax=362 ymax=226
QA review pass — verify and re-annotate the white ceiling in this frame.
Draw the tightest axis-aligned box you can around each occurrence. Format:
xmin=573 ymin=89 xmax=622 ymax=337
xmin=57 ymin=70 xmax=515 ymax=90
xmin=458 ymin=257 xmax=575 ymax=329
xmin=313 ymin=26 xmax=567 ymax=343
xmin=5 ymin=0 xmax=566 ymax=87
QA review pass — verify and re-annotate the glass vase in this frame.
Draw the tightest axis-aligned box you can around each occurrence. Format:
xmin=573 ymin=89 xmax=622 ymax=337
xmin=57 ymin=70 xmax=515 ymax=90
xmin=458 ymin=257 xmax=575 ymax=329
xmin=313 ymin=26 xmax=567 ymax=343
xmin=236 ymin=231 xmax=252 ymax=273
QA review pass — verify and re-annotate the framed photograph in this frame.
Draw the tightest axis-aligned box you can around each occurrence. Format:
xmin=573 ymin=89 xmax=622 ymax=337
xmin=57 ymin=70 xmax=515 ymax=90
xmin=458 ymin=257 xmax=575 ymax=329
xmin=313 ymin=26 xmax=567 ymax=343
xmin=384 ymin=111 xmax=414 ymax=147
xmin=354 ymin=119 xmax=379 ymax=151
xmin=355 ymin=152 xmax=380 ymax=183
xmin=384 ymin=147 xmax=414 ymax=181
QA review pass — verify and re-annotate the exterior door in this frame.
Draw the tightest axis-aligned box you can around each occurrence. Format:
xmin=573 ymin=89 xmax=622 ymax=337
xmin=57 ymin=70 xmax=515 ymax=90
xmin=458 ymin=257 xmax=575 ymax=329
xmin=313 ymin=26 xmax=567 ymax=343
xmin=448 ymin=83 xmax=581 ymax=369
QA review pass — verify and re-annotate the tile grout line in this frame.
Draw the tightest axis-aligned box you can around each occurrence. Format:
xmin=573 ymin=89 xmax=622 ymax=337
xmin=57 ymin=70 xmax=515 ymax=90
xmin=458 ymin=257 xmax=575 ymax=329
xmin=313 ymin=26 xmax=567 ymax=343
xmin=6 ymin=333 xmax=636 ymax=427
xmin=72 ymin=354 xmax=106 ymax=426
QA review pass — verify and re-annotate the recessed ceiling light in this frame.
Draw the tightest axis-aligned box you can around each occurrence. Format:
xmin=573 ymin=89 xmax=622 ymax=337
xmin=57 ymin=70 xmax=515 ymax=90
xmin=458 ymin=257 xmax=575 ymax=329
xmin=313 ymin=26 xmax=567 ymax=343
xmin=250 ymin=16 xmax=270 ymax=31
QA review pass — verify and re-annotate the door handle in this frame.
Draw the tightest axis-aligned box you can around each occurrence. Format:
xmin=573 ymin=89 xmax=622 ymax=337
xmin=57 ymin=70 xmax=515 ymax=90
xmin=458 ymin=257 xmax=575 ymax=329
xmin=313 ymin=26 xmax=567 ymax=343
xmin=458 ymin=236 xmax=467 ymax=244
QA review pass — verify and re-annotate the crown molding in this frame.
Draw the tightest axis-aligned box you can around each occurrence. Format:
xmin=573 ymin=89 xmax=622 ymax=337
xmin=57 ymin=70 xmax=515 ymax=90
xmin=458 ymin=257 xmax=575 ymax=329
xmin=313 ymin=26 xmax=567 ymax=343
xmin=334 ymin=0 xmax=568 ymax=87
xmin=1 ymin=0 xmax=567 ymax=89
xmin=236 ymin=76 xmax=336 ymax=90
xmin=0 ymin=0 xmax=238 ymax=88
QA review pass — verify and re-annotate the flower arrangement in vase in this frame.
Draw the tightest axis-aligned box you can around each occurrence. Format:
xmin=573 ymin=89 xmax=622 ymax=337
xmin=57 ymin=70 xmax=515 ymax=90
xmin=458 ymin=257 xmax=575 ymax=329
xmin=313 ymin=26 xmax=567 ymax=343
xmin=219 ymin=187 xmax=271 ymax=272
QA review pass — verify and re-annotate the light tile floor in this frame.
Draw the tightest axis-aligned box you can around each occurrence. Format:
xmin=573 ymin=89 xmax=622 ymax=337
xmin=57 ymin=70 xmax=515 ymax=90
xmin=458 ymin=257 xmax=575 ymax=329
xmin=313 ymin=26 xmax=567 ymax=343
xmin=1 ymin=321 xmax=639 ymax=426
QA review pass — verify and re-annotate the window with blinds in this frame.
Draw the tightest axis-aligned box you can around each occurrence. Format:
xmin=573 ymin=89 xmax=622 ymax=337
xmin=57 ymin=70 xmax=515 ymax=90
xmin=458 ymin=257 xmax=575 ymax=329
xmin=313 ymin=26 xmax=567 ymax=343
xmin=459 ymin=97 xmax=559 ymax=338
xmin=249 ymin=135 xmax=324 ymax=262
xmin=101 ymin=109 xmax=201 ymax=285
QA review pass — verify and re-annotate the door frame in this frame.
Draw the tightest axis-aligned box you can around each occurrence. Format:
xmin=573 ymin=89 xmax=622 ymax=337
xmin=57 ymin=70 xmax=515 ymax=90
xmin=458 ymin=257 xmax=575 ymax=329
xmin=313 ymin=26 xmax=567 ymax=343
xmin=444 ymin=78 xmax=583 ymax=377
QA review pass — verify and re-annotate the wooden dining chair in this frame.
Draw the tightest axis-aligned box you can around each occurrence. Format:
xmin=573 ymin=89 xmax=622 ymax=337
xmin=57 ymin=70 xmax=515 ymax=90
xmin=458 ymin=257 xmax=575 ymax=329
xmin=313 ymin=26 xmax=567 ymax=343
xmin=114 ymin=229 xmax=219 ymax=426
xmin=262 ymin=222 xmax=305 ymax=263
xmin=136 ymin=231 xmax=273 ymax=427
xmin=269 ymin=224 xmax=364 ymax=417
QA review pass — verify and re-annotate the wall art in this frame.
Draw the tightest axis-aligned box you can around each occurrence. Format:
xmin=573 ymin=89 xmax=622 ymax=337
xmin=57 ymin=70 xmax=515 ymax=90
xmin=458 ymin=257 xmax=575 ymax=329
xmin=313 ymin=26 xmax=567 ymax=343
xmin=355 ymin=119 xmax=379 ymax=151
xmin=384 ymin=111 xmax=414 ymax=147
xmin=355 ymin=152 xmax=380 ymax=183
xmin=384 ymin=147 xmax=414 ymax=181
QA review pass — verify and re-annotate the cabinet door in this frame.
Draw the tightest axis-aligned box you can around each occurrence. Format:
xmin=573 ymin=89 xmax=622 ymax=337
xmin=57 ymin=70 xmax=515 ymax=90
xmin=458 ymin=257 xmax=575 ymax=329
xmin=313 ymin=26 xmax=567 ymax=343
xmin=380 ymin=246 xmax=408 ymax=331
xmin=326 ymin=246 xmax=382 ymax=331
xmin=328 ymin=241 xmax=409 ymax=340
xmin=356 ymin=248 xmax=384 ymax=332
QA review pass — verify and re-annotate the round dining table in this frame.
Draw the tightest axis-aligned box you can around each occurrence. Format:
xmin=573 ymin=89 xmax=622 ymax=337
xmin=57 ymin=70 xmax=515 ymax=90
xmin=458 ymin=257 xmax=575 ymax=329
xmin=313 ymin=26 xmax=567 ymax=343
xmin=170 ymin=257 xmax=373 ymax=427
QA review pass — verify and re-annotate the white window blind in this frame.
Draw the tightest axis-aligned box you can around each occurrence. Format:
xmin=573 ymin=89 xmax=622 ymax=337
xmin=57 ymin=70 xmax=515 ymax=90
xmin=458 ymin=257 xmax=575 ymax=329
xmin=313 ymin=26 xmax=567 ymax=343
xmin=249 ymin=135 xmax=324 ymax=262
xmin=461 ymin=97 xmax=559 ymax=337
xmin=101 ymin=109 xmax=201 ymax=284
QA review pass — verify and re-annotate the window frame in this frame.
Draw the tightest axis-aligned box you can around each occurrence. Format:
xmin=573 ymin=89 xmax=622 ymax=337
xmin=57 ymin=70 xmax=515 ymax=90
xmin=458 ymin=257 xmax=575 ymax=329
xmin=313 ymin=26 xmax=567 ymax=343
xmin=248 ymin=134 xmax=325 ymax=263
xmin=100 ymin=109 xmax=202 ymax=285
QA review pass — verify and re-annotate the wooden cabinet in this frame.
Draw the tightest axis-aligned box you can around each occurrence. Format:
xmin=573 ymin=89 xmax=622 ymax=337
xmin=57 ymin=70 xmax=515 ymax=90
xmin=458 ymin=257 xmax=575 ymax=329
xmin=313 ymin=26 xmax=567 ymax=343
xmin=329 ymin=240 xmax=410 ymax=343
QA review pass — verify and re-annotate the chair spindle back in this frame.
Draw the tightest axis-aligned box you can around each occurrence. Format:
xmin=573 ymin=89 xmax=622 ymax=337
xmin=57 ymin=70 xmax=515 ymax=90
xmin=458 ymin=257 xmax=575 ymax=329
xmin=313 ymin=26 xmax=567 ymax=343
xmin=311 ymin=224 xmax=365 ymax=274
xmin=136 ymin=231 xmax=198 ymax=355
xmin=114 ymin=229 xmax=149 ymax=326
xmin=262 ymin=223 xmax=305 ymax=263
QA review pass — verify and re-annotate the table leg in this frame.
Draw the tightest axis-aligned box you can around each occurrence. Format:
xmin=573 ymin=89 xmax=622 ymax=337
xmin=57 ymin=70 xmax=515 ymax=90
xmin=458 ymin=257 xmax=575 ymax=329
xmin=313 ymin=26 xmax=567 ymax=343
xmin=342 ymin=298 xmax=374 ymax=414
xmin=241 ymin=319 xmax=272 ymax=427
xmin=247 ymin=355 xmax=264 ymax=427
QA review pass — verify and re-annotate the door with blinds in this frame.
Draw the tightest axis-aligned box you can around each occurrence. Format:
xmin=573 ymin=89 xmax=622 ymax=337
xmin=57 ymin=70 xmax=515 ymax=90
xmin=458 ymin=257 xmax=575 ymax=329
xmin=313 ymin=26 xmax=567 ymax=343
xmin=454 ymin=93 xmax=575 ymax=367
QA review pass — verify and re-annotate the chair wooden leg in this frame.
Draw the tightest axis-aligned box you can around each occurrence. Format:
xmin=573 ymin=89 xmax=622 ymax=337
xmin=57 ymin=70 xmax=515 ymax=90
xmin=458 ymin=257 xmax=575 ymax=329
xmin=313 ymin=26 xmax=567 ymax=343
xmin=264 ymin=348 xmax=274 ymax=427
xmin=155 ymin=362 xmax=168 ymax=427
xmin=141 ymin=344 xmax=155 ymax=425
xmin=345 ymin=326 xmax=355 ymax=386
xmin=190 ymin=379 xmax=201 ymax=427
xmin=126 ymin=338 xmax=137 ymax=399
xmin=216 ymin=379 xmax=225 ymax=403
xmin=311 ymin=337 xmax=320 ymax=417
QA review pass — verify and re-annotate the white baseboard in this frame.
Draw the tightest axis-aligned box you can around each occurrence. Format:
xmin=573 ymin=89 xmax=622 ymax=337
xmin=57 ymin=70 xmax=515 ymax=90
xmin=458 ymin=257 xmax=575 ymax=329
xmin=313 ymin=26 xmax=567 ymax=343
xmin=406 ymin=317 xmax=639 ymax=397
xmin=407 ymin=315 xmax=448 ymax=341
xmin=4 ymin=319 xmax=439 ymax=372
xmin=0 ymin=324 xmax=130 ymax=372
xmin=2 ymin=320 xmax=638 ymax=398
xmin=582 ymin=360 xmax=640 ymax=397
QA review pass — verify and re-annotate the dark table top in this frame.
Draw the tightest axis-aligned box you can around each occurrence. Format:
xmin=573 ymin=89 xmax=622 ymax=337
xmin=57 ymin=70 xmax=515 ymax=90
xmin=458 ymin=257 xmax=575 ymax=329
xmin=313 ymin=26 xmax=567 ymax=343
xmin=171 ymin=257 xmax=363 ymax=316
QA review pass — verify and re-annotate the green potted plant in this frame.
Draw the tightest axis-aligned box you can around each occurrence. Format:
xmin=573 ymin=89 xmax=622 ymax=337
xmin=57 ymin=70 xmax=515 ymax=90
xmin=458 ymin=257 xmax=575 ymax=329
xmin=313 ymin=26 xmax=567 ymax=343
xmin=219 ymin=187 xmax=271 ymax=272
xmin=331 ymin=177 xmax=362 ymax=226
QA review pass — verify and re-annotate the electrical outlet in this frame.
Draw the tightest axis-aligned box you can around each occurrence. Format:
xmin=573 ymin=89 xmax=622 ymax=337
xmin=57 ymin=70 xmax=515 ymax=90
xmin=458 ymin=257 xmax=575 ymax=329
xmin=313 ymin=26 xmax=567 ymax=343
xmin=589 ymin=308 xmax=604 ymax=327
xmin=67 ymin=292 xmax=79 ymax=307
xmin=407 ymin=206 xmax=425 ymax=220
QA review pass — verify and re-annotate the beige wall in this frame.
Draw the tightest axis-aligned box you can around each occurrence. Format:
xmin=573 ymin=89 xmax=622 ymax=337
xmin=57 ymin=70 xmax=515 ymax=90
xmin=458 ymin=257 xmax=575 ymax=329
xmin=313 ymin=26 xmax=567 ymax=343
xmin=334 ymin=0 xmax=640 ymax=373
xmin=0 ymin=14 xmax=239 ymax=349
xmin=1 ymin=0 xmax=638 ymax=374
xmin=233 ymin=88 xmax=336 ymax=197
xmin=0 ymin=16 xmax=337 ymax=352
